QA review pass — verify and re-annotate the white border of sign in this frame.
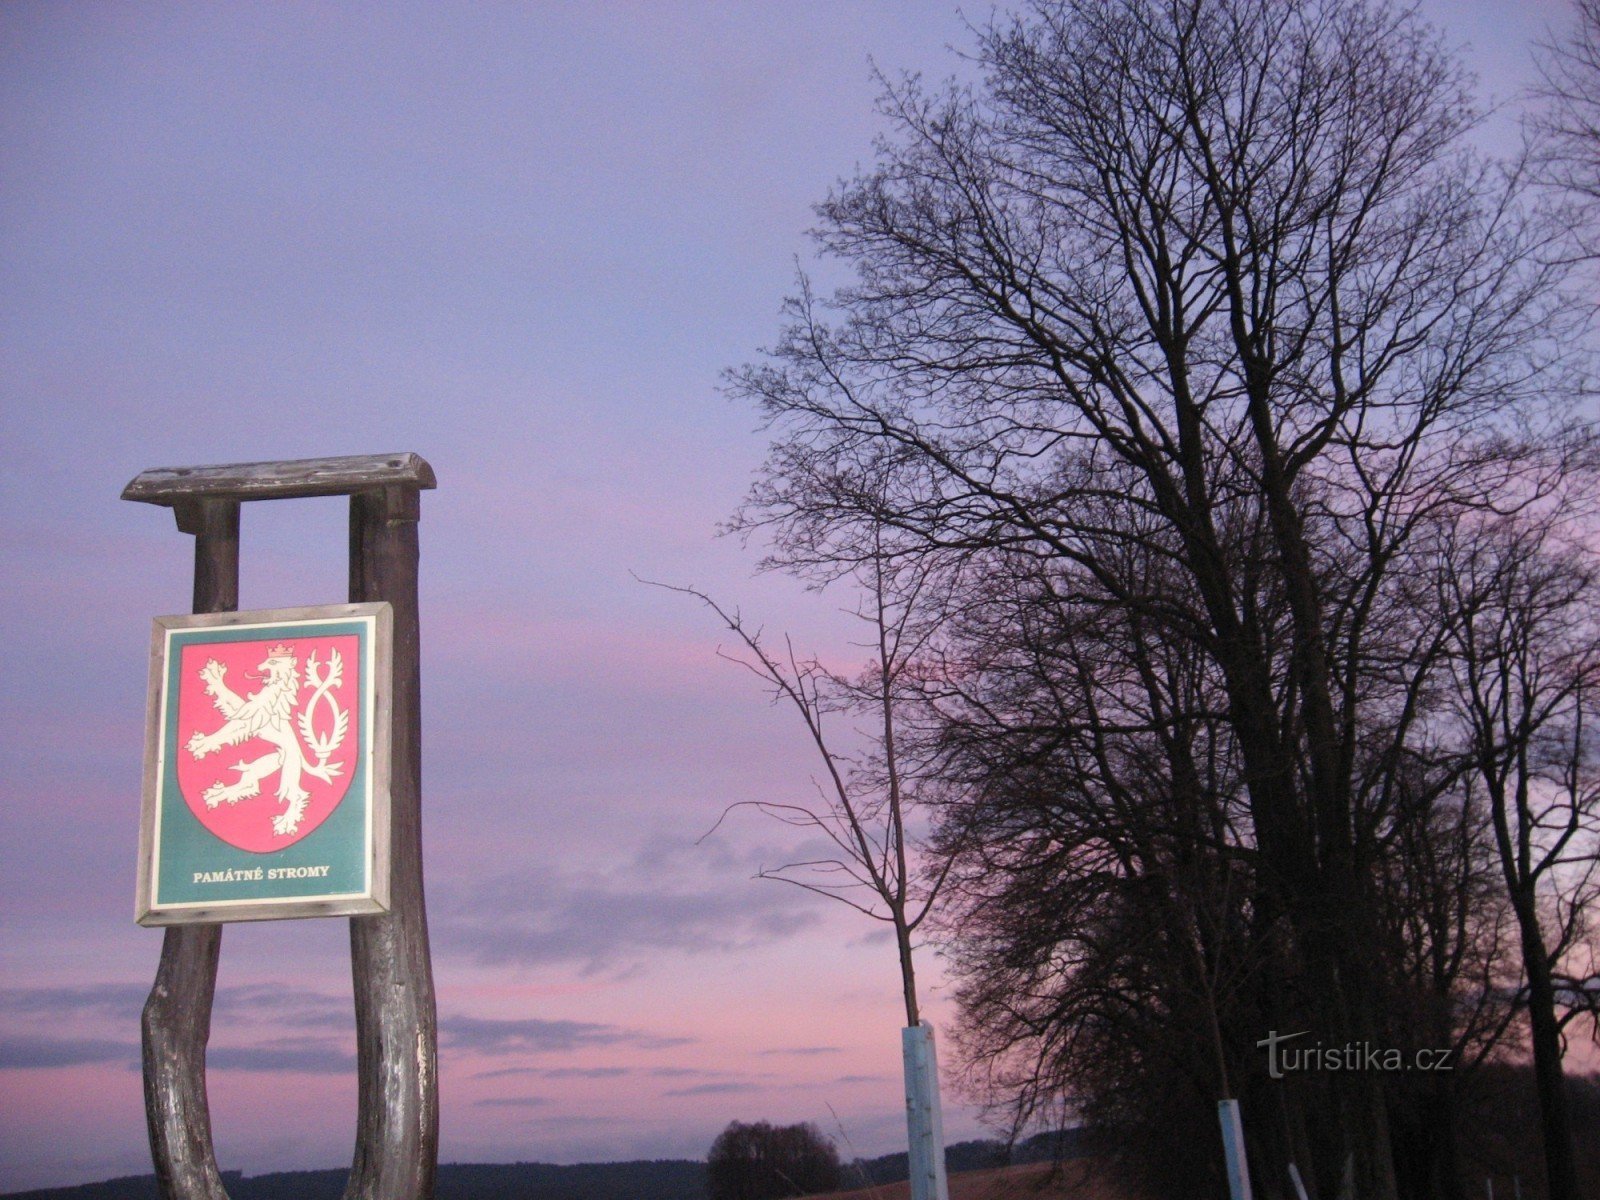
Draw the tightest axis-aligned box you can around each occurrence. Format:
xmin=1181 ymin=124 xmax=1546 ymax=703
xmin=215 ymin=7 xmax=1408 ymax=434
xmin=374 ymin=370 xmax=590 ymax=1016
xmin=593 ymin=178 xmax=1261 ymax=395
xmin=136 ymin=602 xmax=393 ymax=925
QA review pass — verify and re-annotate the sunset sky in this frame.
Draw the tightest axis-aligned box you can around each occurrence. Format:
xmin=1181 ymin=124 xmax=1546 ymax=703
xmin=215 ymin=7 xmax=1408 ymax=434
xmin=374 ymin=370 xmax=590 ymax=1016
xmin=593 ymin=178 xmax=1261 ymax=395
xmin=0 ymin=0 xmax=1580 ymax=1190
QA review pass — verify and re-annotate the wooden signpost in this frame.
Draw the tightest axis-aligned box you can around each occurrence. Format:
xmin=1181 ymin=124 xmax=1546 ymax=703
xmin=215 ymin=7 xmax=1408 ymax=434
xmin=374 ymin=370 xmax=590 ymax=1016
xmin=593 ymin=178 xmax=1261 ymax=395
xmin=124 ymin=453 xmax=438 ymax=1200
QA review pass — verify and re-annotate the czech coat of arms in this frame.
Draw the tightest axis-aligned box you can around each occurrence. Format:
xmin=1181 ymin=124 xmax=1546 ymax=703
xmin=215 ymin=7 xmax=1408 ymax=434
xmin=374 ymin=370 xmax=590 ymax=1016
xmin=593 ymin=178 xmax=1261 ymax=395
xmin=174 ymin=634 xmax=360 ymax=853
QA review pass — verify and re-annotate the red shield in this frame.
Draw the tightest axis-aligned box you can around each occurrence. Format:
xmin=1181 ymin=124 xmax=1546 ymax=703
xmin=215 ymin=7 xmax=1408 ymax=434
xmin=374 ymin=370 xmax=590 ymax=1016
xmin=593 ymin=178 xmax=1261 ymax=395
xmin=174 ymin=634 xmax=361 ymax=852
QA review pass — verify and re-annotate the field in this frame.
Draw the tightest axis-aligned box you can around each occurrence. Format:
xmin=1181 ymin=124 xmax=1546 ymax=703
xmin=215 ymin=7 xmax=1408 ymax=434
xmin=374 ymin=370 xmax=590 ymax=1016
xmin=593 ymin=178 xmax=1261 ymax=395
xmin=822 ymin=1161 xmax=1128 ymax=1200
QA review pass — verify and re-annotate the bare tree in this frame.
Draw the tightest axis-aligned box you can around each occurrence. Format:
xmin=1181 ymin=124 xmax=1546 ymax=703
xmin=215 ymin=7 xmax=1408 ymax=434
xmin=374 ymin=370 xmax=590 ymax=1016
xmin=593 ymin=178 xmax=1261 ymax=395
xmin=708 ymin=1120 xmax=841 ymax=1200
xmin=923 ymin=497 xmax=1529 ymax=1200
xmin=728 ymin=1 xmax=1592 ymax=1197
xmin=1534 ymin=0 xmax=1600 ymax=255
xmin=928 ymin=537 xmax=1271 ymax=1195
xmin=651 ymin=536 xmax=960 ymax=1200
xmin=657 ymin=547 xmax=950 ymax=1027
xmin=1436 ymin=511 xmax=1600 ymax=1200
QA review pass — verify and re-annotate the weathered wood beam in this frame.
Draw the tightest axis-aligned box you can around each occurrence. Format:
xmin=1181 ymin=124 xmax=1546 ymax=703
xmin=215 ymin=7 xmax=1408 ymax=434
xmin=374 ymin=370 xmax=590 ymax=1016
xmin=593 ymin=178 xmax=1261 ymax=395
xmin=123 ymin=453 xmax=436 ymax=510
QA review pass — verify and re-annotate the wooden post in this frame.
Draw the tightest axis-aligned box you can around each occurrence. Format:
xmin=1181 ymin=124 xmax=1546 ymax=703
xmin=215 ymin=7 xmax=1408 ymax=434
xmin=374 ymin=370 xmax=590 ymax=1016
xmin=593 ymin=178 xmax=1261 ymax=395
xmin=125 ymin=455 xmax=438 ymax=1200
xmin=140 ymin=497 xmax=238 ymax=1200
xmin=346 ymin=485 xmax=438 ymax=1200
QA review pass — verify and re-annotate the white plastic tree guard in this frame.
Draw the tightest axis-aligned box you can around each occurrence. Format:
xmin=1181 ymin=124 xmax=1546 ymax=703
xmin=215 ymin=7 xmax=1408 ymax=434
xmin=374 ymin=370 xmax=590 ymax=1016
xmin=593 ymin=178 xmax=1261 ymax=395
xmin=1219 ymin=1098 xmax=1254 ymax=1200
xmin=902 ymin=1023 xmax=950 ymax=1200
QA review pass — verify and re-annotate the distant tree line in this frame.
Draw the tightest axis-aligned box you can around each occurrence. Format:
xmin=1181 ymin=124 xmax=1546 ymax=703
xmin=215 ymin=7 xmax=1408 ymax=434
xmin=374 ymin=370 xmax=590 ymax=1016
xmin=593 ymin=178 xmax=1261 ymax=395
xmin=727 ymin=0 xmax=1600 ymax=1198
xmin=2 ymin=1132 xmax=1095 ymax=1200
xmin=0 ymin=1159 xmax=711 ymax=1200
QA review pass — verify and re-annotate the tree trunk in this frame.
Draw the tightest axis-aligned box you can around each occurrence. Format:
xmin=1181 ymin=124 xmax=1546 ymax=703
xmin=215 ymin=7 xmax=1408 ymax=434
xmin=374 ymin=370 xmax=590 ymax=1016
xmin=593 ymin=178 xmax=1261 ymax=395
xmin=1514 ymin=897 xmax=1581 ymax=1200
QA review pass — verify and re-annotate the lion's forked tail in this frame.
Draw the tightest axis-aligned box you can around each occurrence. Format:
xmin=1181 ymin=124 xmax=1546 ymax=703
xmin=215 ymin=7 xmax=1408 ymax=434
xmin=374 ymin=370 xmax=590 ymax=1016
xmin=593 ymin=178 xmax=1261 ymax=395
xmin=298 ymin=649 xmax=349 ymax=784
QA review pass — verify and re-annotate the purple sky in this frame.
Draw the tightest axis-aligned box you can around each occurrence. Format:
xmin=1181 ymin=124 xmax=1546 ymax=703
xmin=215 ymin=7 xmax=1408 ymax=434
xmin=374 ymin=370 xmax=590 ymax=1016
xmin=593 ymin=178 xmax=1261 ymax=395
xmin=0 ymin=0 xmax=1580 ymax=1190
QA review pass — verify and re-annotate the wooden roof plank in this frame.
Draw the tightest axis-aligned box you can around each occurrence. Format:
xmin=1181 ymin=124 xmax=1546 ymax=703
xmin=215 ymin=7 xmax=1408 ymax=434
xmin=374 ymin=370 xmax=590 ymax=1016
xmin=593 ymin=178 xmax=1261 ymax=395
xmin=123 ymin=453 xmax=436 ymax=505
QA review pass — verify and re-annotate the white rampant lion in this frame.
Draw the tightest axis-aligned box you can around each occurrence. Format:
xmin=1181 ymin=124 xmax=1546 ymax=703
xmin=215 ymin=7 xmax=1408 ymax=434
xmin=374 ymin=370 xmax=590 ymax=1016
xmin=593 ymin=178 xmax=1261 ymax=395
xmin=185 ymin=644 xmax=346 ymax=837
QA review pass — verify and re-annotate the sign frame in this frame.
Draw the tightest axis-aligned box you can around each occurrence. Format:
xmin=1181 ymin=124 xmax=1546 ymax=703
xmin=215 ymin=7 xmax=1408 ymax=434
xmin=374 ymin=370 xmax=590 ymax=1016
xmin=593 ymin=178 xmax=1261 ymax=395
xmin=137 ymin=601 xmax=393 ymax=925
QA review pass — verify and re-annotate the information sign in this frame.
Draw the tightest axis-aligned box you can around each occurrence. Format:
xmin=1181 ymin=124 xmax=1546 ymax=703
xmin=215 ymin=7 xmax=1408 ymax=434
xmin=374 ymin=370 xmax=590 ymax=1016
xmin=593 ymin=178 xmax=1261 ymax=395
xmin=137 ymin=603 xmax=392 ymax=924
